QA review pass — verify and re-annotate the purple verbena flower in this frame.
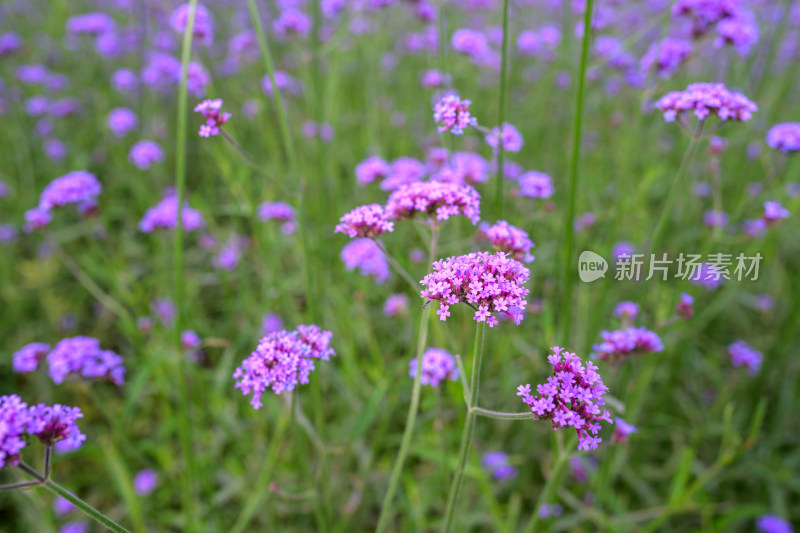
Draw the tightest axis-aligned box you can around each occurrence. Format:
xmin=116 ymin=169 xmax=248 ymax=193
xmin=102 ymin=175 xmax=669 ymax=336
xmin=340 ymin=238 xmax=390 ymax=284
xmin=181 ymin=330 xmax=201 ymax=351
xmin=139 ymin=191 xmax=205 ymax=232
xmin=613 ymin=302 xmax=639 ymax=322
xmin=756 ymin=515 xmax=794 ymax=533
xmin=434 ymin=152 xmax=488 ymax=185
xmin=0 ymin=395 xmax=31 ymax=468
xmin=421 ymin=251 xmax=530 ymax=327
xmin=47 ymin=336 xmax=125 ymax=386
xmin=0 ymin=33 xmax=22 ymax=57
xmin=384 ymin=293 xmax=409 ymax=317
xmin=611 ymin=417 xmax=637 ymax=443
xmin=433 ymin=94 xmax=477 ymax=135
xmin=408 ymin=348 xmax=458 ymax=387
xmin=355 ymin=156 xmax=391 ymax=186
xmin=66 ymin=13 xmax=116 ymax=35
xmin=517 ymin=171 xmax=554 ymax=199
xmin=12 ymin=343 xmax=50 ymax=373
xmin=654 ymin=82 xmax=757 ymax=123
xmin=763 ymin=201 xmax=790 ymax=226
xmin=106 ymin=108 xmax=138 ymax=138
xmin=129 ymin=140 xmax=165 ymax=170
xmin=170 ymin=3 xmax=214 ymax=46
xmin=672 ymin=0 xmax=741 ymax=37
xmin=481 ymin=451 xmax=517 ymax=481
xmin=486 ymin=123 xmax=524 ymax=153
xmin=335 ymin=204 xmax=394 ymax=238
xmin=451 ymin=28 xmax=489 ymax=59
xmin=273 ymin=9 xmax=312 ymax=38
xmin=481 ymin=220 xmax=535 ymax=263
xmin=257 ymin=201 xmax=297 ymax=234
xmin=518 ymin=346 xmax=613 ymax=451
xmin=23 ymin=208 xmax=52 ymax=232
xmin=640 ymin=38 xmax=692 ymax=78
xmin=728 ymin=340 xmax=762 ymax=375
xmin=152 ymin=298 xmax=175 ymax=326
xmin=675 ymin=292 xmax=694 ymax=320
xmin=39 ymin=171 xmax=102 ymax=211
xmin=593 ymin=327 xmax=664 ymax=365
xmin=133 ymin=469 xmax=158 ymax=495
xmin=262 ymin=313 xmax=284 ymax=335
xmin=703 ymin=209 xmax=729 ymax=229
xmin=233 ymin=325 xmax=335 ymax=408
xmin=385 ymin=181 xmax=481 ymax=225
xmin=27 ymin=404 xmax=86 ymax=449
xmin=381 ymin=157 xmax=428 ymax=190
xmin=766 ymin=123 xmax=800 ymax=153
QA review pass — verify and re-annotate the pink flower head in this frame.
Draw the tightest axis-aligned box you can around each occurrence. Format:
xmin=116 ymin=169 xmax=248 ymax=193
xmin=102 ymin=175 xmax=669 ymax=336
xmin=139 ymin=191 xmax=205 ymax=233
xmin=170 ymin=3 xmax=214 ymax=46
xmin=434 ymin=152 xmax=488 ymax=185
xmin=27 ymin=404 xmax=86 ymax=449
xmin=273 ymin=9 xmax=312 ymax=39
xmin=517 ymin=171 xmax=554 ymax=199
xmin=433 ymin=94 xmax=477 ymax=135
xmin=518 ymin=346 xmax=613 ymax=451
xmin=675 ymin=293 xmax=694 ymax=320
xmin=385 ymin=181 xmax=481 ymax=226
xmin=481 ymin=220 xmax=535 ymax=263
xmin=46 ymin=336 xmax=125 ymax=386
xmin=257 ymin=201 xmax=297 ymax=234
xmin=12 ymin=343 xmax=50 ymax=373
xmin=335 ymin=204 xmax=394 ymax=238
xmin=39 ymin=171 xmax=102 ymax=211
xmin=234 ymin=325 xmax=335 ymax=409
xmin=654 ymin=82 xmax=757 ymax=123
xmin=420 ymin=251 xmax=530 ymax=327
xmin=194 ymin=99 xmax=230 ymax=137
xmin=355 ymin=156 xmax=391 ymax=185
xmin=340 ymin=238 xmax=389 ymax=284
xmin=728 ymin=340 xmax=762 ymax=375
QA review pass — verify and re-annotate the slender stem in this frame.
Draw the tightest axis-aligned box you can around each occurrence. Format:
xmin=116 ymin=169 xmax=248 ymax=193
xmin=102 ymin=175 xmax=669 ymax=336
xmin=229 ymin=407 xmax=291 ymax=533
xmin=441 ymin=321 xmax=486 ymax=532
xmin=375 ymin=304 xmax=433 ymax=533
xmin=32 ymin=473 xmax=131 ymax=533
xmin=522 ymin=441 xmax=573 ymax=533
xmin=17 ymin=462 xmax=45 ymax=482
xmin=494 ymin=0 xmax=511 ymax=215
xmin=0 ymin=480 xmax=42 ymax=490
xmin=472 ymin=407 xmax=538 ymax=420
xmin=454 ymin=354 xmax=470 ymax=403
xmin=174 ymin=3 xmax=199 ymax=529
xmin=43 ymin=445 xmax=52 ymax=480
xmin=374 ymin=238 xmax=418 ymax=290
xmin=557 ymin=0 xmax=594 ymax=346
xmin=649 ymin=125 xmax=703 ymax=255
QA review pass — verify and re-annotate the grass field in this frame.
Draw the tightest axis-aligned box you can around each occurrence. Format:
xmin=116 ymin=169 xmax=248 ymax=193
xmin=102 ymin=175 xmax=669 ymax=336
xmin=1 ymin=0 xmax=799 ymax=532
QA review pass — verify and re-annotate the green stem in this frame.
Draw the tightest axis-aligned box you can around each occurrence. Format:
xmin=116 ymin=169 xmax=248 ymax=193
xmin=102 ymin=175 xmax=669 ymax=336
xmin=174 ymin=2 xmax=199 ymax=529
xmin=374 ymin=304 xmax=433 ymax=533
xmin=472 ymin=407 xmax=537 ymax=420
xmin=441 ymin=321 xmax=486 ymax=533
xmin=557 ymin=0 xmax=594 ymax=346
xmin=230 ymin=408 xmax=291 ymax=533
xmin=494 ymin=0 xmax=511 ymax=216
xmin=374 ymin=238 xmax=418 ymax=290
xmin=522 ymin=441 xmax=573 ymax=533
xmin=40 ymin=477 xmax=130 ymax=533
xmin=648 ymin=127 xmax=703 ymax=255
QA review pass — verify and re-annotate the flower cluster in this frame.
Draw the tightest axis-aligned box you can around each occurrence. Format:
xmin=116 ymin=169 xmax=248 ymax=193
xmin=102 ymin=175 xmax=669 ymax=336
xmin=485 ymin=123 xmax=524 ymax=153
xmin=517 ymin=171 xmax=554 ymax=199
xmin=481 ymin=220 xmax=535 ymax=263
xmin=481 ymin=451 xmax=517 ymax=480
xmin=672 ymin=0 xmax=741 ymax=36
xmin=433 ymin=152 xmax=488 ymax=185
xmin=420 ymin=251 xmax=530 ymax=327
xmin=385 ymin=181 xmax=481 ymax=225
xmin=640 ymin=38 xmax=692 ymax=78
xmin=170 ymin=3 xmax=214 ymax=46
xmin=613 ymin=301 xmax=639 ymax=322
xmin=654 ymin=82 xmax=757 ymax=123
xmin=755 ymin=515 xmax=793 ymax=533
xmin=517 ymin=346 xmax=613 ymax=451
xmin=340 ymin=238 xmax=390 ymax=284
xmin=12 ymin=343 xmax=50 ymax=373
xmin=728 ymin=340 xmax=762 ymax=375
xmin=763 ymin=201 xmax=789 ymax=226
xmin=384 ymin=293 xmax=409 ymax=317
xmin=1 ymin=395 xmax=86 ymax=468
xmin=129 ymin=140 xmax=165 ymax=170
xmin=355 ymin=156 xmax=391 ymax=186
xmin=194 ymin=99 xmax=230 ymax=137
xmin=233 ymin=325 xmax=335 ymax=409
xmin=433 ymin=94 xmax=477 ymax=135
xmin=23 ymin=171 xmax=102 ymax=231
xmin=335 ymin=204 xmax=394 ymax=238
xmin=106 ymin=108 xmax=138 ymax=138
xmin=46 ymin=336 xmax=125 ymax=386
xmin=766 ymin=123 xmax=800 ymax=153
xmin=139 ymin=191 xmax=205 ymax=233
xmin=257 ymin=201 xmax=297 ymax=234
xmin=408 ymin=348 xmax=459 ymax=387
xmin=592 ymin=327 xmax=664 ymax=365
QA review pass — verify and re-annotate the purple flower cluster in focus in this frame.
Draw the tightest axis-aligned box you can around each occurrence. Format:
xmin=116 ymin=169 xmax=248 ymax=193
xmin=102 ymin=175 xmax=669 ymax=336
xmin=433 ymin=94 xmax=477 ymax=135
xmin=234 ymin=324 xmax=335 ymax=409
xmin=517 ymin=346 xmax=613 ymax=451
xmin=481 ymin=220 xmax=535 ymax=263
xmin=46 ymin=336 xmax=125 ymax=386
xmin=385 ymin=181 xmax=481 ymax=225
xmin=194 ymin=99 xmax=230 ymax=137
xmin=420 ymin=251 xmax=530 ymax=327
